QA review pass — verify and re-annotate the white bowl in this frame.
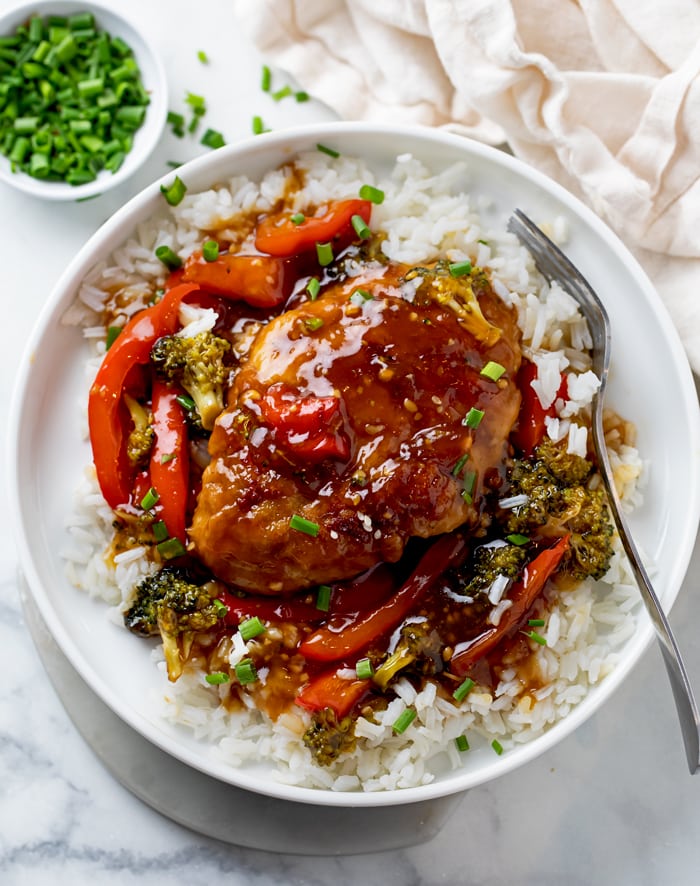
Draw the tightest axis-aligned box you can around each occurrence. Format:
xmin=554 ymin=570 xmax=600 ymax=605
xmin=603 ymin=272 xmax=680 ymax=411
xmin=9 ymin=122 xmax=700 ymax=807
xmin=0 ymin=1 xmax=167 ymax=201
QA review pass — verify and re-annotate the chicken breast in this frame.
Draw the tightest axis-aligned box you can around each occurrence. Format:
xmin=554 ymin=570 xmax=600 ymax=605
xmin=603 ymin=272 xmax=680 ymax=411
xmin=189 ymin=262 xmax=522 ymax=593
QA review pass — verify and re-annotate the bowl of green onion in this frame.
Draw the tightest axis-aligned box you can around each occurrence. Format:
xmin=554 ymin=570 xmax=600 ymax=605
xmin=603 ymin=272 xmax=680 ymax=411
xmin=0 ymin=0 xmax=167 ymax=200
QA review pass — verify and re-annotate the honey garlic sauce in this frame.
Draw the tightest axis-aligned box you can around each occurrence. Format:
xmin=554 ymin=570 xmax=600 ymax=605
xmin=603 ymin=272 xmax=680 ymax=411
xmin=190 ymin=261 xmax=522 ymax=594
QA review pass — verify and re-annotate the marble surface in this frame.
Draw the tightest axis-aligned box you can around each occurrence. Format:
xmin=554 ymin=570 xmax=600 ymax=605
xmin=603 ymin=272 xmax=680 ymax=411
xmin=2 ymin=1 xmax=700 ymax=882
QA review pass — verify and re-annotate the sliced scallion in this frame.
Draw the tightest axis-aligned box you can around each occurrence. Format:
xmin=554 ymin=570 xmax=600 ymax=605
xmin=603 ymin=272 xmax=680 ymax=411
xmin=205 ymin=671 xmax=230 ymax=685
xmin=105 ymin=325 xmax=122 ymax=349
xmin=523 ymin=630 xmax=547 ymax=646
xmin=201 ymin=128 xmax=225 ymax=149
xmin=358 ymin=183 xmax=384 ymax=204
xmin=160 ymin=175 xmax=187 ymax=206
xmin=480 ymin=361 xmax=506 ymax=382
xmin=452 ymin=453 xmax=469 ymax=477
xmin=316 ymin=584 xmax=331 ymax=612
xmin=156 ymin=537 xmax=187 ymax=559
xmin=140 ymin=487 xmax=159 ymax=510
xmin=290 ymin=212 xmax=305 ymax=225
xmin=449 ymin=260 xmax=472 ymax=277
xmin=463 ymin=407 xmax=484 ymax=429
xmin=316 ymin=241 xmax=333 ymax=267
xmin=455 ymin=734 xmax=470 ymax=752
xmin=392 ymin=707 xmax=417 ymax=735
xmin=289 ymin=514 xmax=320 ymax=537
xmin=202 ymin=239 xmax=219 ymax=262
xmin=213 ymin=598 xmax=227 ymax=618
xmin=356 ymin=657 xmax=374 ymax=680
xmin=235 ymin=658 xmax=258 ymax=685
xmin=316 ymin=142 xmax=339 ymax=158
xmin=528 ymin=618 xmax=545 ymax=627
xmin=304 ymin=317 xmax=324 ymax=332
xmin=197 ymin=50 xmax=209 ymax=64
xmin=155 ymin=244 xmax=182 ymax=271
xmin=491 ymin=739 xmax=504 ymax=755
xmin=351 ymin=214 xmax=371 ymax=240
xmin=252 ymin=115 xmax=265 ymax=135
xmin=453 ymin=677 xmax=474 ymax=702
xmin=261 ymin=64 xmax=272 ymax=92
xmin=239 ymin=616 xmax=266 ymax=641
xmin=295 ymin=91 xmax=309 ymax=102
xmin=152 ymin=520 xmax=169 ymax=542
xmin=506 ymin=533 xmax=529 ymax=546
xmin=306 ymin=277 xmax=321 ymax=300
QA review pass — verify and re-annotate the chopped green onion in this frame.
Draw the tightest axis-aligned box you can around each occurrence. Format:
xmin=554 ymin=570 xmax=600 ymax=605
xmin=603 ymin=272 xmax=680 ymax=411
xmin=160 ymin=175 xmax=187 ymax=206
xmin=272 ymin=84 xmax=292 ymax=101
xmin=316 ymin=241 xmax=333 ymax=267
xmin=289 ymin=514 xmax=320 ymax=537
xmin=213 ymin=598 xmax=227 ymax=617
xmin=252 ymin=115 xmax=265 ymax=135
xmin=160 ymin=453 xmax=176 ymax=465
xmin=358 ymin=184 xmax=384 ymax=204
xmin=462 ymin=470 xmax=476 ymax=496
xmin=349 ymin=288 xmax=372 ymax=306
xmin=491 ymin=739 xmax=504 ymax=755
xmin=528 ymin=618 xmax=545 ymax=627
xmin=105 ymin=325 xmax=122 ymax=349
xmin=290 ymin=212 xmax=305 ymax=225
xmin=176 ymin=393 xmax=196 ymax=411
xmin=235 ymin=658 xmax=258 ymax=685
xmin=506 ymin=533 xmax=530 ymax=546
xmin=392 ymin=707 xmax=417 ymax=735
xmin=316 ymin=142 xmax=339 ymax=158
xmin=453 ymin=677 xmax=474 ymax=702
xmin=455 ymin=734 xmax=470 ymax=752
xmin=202 ymin=239 xmax=220 ymax=262
xmin=452 ymin=453 xmax=469 ymax=477
xmin=152 ymin=520 xmax=169 ymax=542
xmin=239 ymin=616 xmax=266 ymax=641
xmin=316 ymin=584 xmax=332 ymax=612
xmin=167 ymin=110 xmax=185 ymax=137
xmin=156 ymin=537 xmax=187 ymax=559
xmin=356 ymin=657 xmax=374 ymax=680
xmin=304 ymin=317 xmax=324 ymax=332
xmin=140 ymin=487 xmax=159 ymax=510
xmin=351 ymin=214 xmax=371 ymax=240
xmin=461 ymin=490 xmax=473 ymax=505
xmin=197 ymin=50 xmax=209 ymax=64
xmin=261 ymin=64 xmax=271 ymax=92
xmin=463 ymin=407 xmax=484 ymax=429
xmin=480 ymin=361 xmax=506 ymax=382
xmin=449 ymin=260 xmax=472 ymax=277
xmin=306 ymin=277 xmax=321 ymax=300
xmin=205 ymin=671 xmax=229 ymax=685
xmin=295 ymin=90 xmax=309 ymax=102
xmin=523 ymin=630 xmax=547 ymax=646
xmin=155 ymin=245 xmax=182 ymax=271
xmin=201 ymin=128 xmax=225 ymax=149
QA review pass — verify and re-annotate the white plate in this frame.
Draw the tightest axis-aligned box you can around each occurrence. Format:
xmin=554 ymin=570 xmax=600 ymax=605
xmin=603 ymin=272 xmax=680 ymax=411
xmin=9 ymin=122 xmax=700 ymax=807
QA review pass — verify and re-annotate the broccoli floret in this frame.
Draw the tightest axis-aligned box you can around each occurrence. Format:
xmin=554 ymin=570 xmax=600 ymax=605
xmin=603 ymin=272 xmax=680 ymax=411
xmin=124 ymin=566 xmax=224 ymax=681
xmin=503 ymin=441 xmax=614 ymax=581
xmin=462 ymin=542 xmax=528 ymax=597
xmin=373 ymin=620 xmax=444 ymax=691
xmin=405 ymin=262 xmax=501 ymax=346
xmin=150 ymin=331 xmax=231 ymax=431
xmin=303 ymin=707 xmax=357 ymax=765
xmin=123 ymin=393 xmax=154 ymax=466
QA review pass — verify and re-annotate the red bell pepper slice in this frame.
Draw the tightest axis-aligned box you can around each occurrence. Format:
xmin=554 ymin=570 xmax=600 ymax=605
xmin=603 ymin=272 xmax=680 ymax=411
xmin=511 ymin=361 xmax=568 ymax=456
xmin=450 ymin=534 xmax=570 ymax=676
xmin=149 ymin=378 xmax=190 ymax=543
xmin=259 ymin=383 xmax=351 ymax=462
xmin=88 ymin=282 xmax=200 ymax=509
xmin=254 ymin=199 xmax=372 ymax=257
xmin=181 ymin=251 xmax=296 ymax=308
xmin=299 ymin=533 xmax=467 ymax=663
xmin=295 ymin=668 xmax=372 ymax=718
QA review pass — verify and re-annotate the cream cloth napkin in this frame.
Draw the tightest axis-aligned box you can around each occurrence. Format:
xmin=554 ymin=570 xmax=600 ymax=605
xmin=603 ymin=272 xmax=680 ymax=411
xmin=234 ymin=0 xmax=700 ymax=376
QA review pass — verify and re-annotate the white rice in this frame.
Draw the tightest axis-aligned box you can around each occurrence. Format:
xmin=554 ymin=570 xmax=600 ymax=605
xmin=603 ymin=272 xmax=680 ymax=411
xmin=61 ymin=150 xmax=645 ymax=792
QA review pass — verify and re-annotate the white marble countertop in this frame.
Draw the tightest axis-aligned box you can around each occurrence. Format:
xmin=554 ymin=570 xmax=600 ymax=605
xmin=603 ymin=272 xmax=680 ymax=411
xmin=2 ymin=1 xmax=700 ymax=882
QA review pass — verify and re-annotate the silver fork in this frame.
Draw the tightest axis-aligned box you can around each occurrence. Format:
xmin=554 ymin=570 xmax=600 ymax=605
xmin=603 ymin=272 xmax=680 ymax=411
xmin=508 ymin=208 xmax=700 ymax=774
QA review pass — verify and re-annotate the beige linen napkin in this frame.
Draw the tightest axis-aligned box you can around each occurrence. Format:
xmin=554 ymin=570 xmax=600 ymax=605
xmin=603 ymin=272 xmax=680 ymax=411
xmin=234 ymin=0 xmax=700 ymax=376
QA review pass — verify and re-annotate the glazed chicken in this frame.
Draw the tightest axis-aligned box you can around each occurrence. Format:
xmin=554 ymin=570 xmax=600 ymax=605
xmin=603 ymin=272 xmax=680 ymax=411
xmin=189 ymin=262 xmax=522 ymax=594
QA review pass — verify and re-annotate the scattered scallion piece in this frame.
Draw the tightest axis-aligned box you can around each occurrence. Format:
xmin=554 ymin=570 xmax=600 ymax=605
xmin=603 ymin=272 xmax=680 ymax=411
xmin=523 ymin=630 xmax=547 ymax=646
xmin=289 ymin=514 xmax=320 ymax=537
xmin=351 ymin=214 xmax=371 ymax=240
xmin=156 ymin=537 xmax=187 ymax=559
xmin=261 ymin=64 xmax=271 ymax=92
xmin=252 ymin=115 xmax=265 ymax=135
xmin=463 ymin=407 xmax=485 ymax=429
xmin=506 ymin=533 xmax=530 ymax=546
xmin=452 ymin=453 xmax=469 ymax=477
xmin=356 ymin=657 xmax=374 ymax=680
xmin=392 ymin=707 xmax=417 ymax=735
xmin=306 ymin=277 xmax=321 ymax=300
xmin=463 ymin=470 xmax=476 ymax=496
xmin=349 ymin=288 xmax=372 ymax=306
xmin=235 ymin=658 xmax=258 ymax=685
xmin=167 ymin=110 xmax=185 ymax=137
xmin=295 ymin=90 xmax=309 ymax=102
xmin=358 ymin=184 xmax=384 ymax=204
xmin=140 ymin=487 xmax=159 ymax=510
xmin=528 ymin=618 xmax=545 ymax=627
xmin=491 ymin=739 xmax=504 ymax=755
xmin=449 ymin=260 xmax=472 ymax=277
xmin=290 ymin=212 xmax=305 ymax=225
xmin=205 ymin=671 xmax=229 ymax=685
xmin=272 ymin=84 xmax=292 ymax=101
xmin=152 ymin=520 xmax=169 ymax=542
xmin=201 ymin=128 xmax=225 ymax=149
xmin=155 ymin=244 xmax=182 ymax=271
xmin=197 ymin=50 xmax=209 ymax=64
xmin=316 ymin=142 xmax=339 ymax=158
xmin=455 ymin=734 xmax=470 ymax=752
xmin=239 ymin=616 xmax=266 ymax=641
xmin=202 ymin=239 xmax=219 ymax=262
xmin=480 ymin=361 xmax=506 ymax=382
xmin=316 ymin=241 xmax=333 ymax=267
xmin=176 ymin=393 xmax=196 ymax=411
xmin=105 ymin=325 xmax=122 ymax=349
xmin=316 ymin=584 xmax=332 ymax=612
xmin=213 ymin=598 xmax=227 ymax=617
xmin=453 ymin=677 xmax=474 ymax=702
xmin=160 ymin=175 xmax=187 ymax=206
xmin=304 ymin=317 xmax=324 ymax=332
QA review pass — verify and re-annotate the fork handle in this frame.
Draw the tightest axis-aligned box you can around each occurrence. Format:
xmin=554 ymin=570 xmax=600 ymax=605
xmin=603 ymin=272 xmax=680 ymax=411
xmin=591 ymin=401 xmax=700 ymax=773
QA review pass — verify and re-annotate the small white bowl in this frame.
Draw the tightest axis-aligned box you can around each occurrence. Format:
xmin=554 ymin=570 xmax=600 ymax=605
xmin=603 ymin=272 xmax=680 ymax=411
xmin=0 ymin=1 xmax=167 ymax=201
